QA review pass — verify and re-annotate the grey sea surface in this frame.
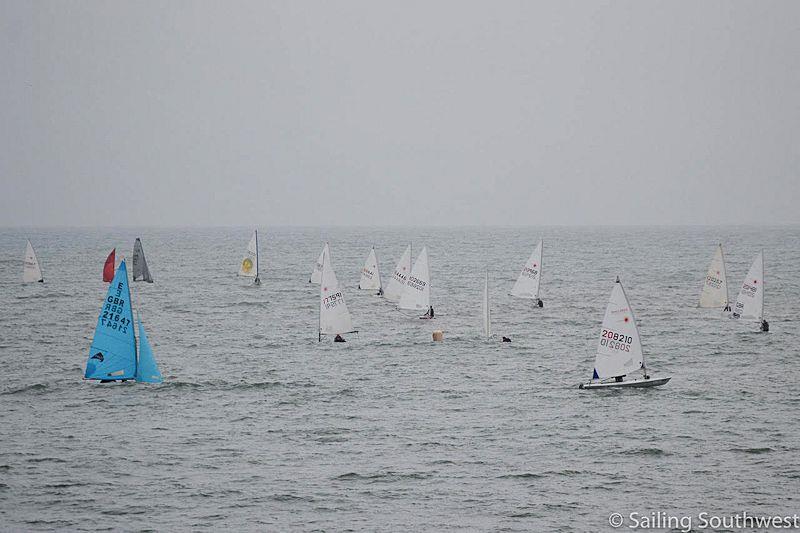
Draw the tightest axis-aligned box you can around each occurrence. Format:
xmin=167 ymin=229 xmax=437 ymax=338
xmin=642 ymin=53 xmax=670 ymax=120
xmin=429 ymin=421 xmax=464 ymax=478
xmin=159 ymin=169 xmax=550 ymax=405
xmin=1 ymin=226 xmax=799 ymax=531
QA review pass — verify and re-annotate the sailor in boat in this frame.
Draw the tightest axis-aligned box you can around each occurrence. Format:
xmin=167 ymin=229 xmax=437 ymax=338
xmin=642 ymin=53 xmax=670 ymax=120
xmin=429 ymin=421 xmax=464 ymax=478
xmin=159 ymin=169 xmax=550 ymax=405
xmin=334 ymin=334 xmax=346 ymax=343
xmin=502 ymin=336 xmax=511 ymax=343
xmin=421 ymin=306 xmax=434 ymax=319
xmin=761 ymin=319 xmax=769 ymax=332
xmin=537 ymin=299 xmax=543 ymax=308
xmin=724 ymin=303 xmax=731 ymax=312
xmin=377 ymin=287 xmax=384 ymax=296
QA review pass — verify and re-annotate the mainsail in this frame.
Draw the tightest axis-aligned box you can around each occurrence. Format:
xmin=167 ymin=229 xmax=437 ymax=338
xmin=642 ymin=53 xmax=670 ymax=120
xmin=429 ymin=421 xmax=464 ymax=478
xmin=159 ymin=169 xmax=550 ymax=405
xmin=398 ymin=246 xmax=430 ymax=311
xmin=511 ymin=240 xmax=543 ymax=299
xmin=132 ymin=238 xmax=154 ymax=283
xmin=591 ymin=278 xmax=645 ymax=380
xmin=359 ymin=247 xmax=382 ymax=291
xmin=310 ymin=242 xmax=329 ymax=284
xmin=482 ymin=271 xmax=491 ymax=337
xmin=732 ymin=251 xmax=764 ymax=320
xmin=135 ymin=318 xmax=163 ymax=383
xmin=383 ymin=244 xmax=412 ymax=302
xmin=103 ymin=249 xmax=116 ymax=283
xmin=699 ymin=244 xmax=728 ymax=308
xmin=239 ymin=230 xmax=260 ymax=283
xmin=319 ymin=249 xmax=355 ymax=340
xmin=23 ymin=240 xmax=43 ymax=283
xmin=85 ymin=259 xmax=137 ymax=381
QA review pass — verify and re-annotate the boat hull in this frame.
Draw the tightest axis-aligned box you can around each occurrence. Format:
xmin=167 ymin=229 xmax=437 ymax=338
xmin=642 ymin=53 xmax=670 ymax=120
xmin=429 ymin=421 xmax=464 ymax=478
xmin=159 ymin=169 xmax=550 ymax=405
xmin=579 ymin=377 xmax=670 ymax=390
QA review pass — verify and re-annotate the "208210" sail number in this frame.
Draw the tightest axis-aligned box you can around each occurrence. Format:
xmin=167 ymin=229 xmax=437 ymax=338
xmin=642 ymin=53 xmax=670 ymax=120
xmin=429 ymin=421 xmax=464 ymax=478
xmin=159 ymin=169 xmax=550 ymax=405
xmin=600 ymin=329 xmax=633 ymax=351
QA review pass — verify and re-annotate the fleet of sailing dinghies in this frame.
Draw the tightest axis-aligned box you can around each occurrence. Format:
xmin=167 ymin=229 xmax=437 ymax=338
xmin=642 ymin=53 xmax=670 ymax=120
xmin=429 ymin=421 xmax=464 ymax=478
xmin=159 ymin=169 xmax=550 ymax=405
xmin=699 ymin=244 xmax=729 ymax=310
xmin=399 ymin=246 xmax=431 ymax=314
xmin=732 ymin=251 xmax=765 ymax=322
xmin=309 ymin=242 xmax=329 ymax=284
xmin=132 ymin=238 xmax=154 ymax=283
xmin=511 ymin=239 xmax=543 ymax=305
xmin=482 ymin=271 xmax=491 ymax=338
xmin=359 ymin=246 xmax=382 ymax=293
xmin=383 ymin=244 xmax=412 ymax=303
xmin=84 ymin=259 xmax=162 ymax=383
xmin=580 ymin=277 xmax=670 ymax=389
xmin=103 ymin=249 xmax=116 ymax=283
xmin=238 ymin=230 xmax=260 ymax=284
xmin=319 ymin=246 xmax=357 ymax=341
xmin=23 ymin=240 xmax=44 ymax=283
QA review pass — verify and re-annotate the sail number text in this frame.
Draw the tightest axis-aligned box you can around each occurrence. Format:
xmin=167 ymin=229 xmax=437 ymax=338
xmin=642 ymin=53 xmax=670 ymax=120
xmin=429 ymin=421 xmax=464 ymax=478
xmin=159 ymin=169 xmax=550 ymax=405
xmin=100 ymin=282 xmax=130 ymax=334
xmin=600 ymin=329 xmax=632 ymax=351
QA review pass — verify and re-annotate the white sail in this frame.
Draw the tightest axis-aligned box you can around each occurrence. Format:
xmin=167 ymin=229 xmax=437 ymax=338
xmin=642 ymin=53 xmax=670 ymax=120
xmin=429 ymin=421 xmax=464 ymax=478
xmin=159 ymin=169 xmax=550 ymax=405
xmin=732 ymin=251 xmax=764 ymax=320
xmin=319 ymin=250 xmax=355 ymax=339
xmin=511 ymin=240 xmax=543 ymax=299
xmin=359 ymin=247 xmax=382 ymax=290
xmin=399 ymin=246 xmax=430 ymax=311
xmin=383 ymin=244 xmax=412 ymax=302
xmin=699 ymin=244 xmax=728 ymax=308
xmin=23 ymin=240 xmax=43 ymax=283
xmin=482 ymin=271 xmax=491 ymax=337
xmin=238 ymin=230 xmax=259 ymax=280
xmin=310 ymin=242 xmax=328 ymax=284
xmin=592 ymin=278 xmax=645 ymax=380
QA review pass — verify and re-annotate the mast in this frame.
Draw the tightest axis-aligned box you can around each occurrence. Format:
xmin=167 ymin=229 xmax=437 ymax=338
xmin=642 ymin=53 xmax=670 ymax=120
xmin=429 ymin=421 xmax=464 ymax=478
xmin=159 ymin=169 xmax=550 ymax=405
xmin=618 ymin=277 xmax=646 ymax=377
xmin=254 ymin=230 xmax=260 ymax=284
xmin=318 ymin=248 xmax=323 ymax=342
xmin=720 ymin=243 xmax=729 ymax=309
xmin=128 ymin=258 xmax=139 ymax=377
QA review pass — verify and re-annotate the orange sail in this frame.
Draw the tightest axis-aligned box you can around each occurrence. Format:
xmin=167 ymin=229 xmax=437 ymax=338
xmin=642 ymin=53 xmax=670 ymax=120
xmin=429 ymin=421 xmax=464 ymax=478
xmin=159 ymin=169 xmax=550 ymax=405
xmin=103 ymin=248 xmax=116 ymax=282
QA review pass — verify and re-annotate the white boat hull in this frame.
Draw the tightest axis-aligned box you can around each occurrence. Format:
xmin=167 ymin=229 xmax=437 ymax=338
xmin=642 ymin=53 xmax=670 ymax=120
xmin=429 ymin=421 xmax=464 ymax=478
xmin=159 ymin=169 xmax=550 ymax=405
xmin=579 ymin=376 xmax=670 ymax=390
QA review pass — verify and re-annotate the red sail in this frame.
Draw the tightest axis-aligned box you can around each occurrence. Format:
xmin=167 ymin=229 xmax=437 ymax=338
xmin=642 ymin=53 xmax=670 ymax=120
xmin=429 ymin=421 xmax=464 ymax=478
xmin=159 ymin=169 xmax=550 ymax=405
xmin=103 ymin=248 xmax=116 ymax=282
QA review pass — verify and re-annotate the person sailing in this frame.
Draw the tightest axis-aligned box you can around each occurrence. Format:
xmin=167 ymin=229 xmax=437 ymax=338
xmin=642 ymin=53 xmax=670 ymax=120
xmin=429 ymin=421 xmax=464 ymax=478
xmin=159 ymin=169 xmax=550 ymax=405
xmin=760 ymin=319 xmax=769 ymax=332
xmin=334 ymin=334 xmax=346 ymax=343
xmin=537 ymin=298 xmax=543 ymax=308
xmin=421 ymin=305 xmax=434 ymax=319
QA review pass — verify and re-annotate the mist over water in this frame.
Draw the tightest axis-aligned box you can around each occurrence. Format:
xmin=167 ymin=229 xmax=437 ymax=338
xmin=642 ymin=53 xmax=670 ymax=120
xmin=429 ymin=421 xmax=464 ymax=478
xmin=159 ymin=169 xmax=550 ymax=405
xmin=1 ymin=226 xmax=799 ymax=530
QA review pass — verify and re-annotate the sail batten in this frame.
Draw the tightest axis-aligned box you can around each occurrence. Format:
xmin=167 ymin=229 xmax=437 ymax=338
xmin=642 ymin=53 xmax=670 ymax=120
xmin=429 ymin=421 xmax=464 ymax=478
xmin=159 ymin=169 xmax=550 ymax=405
xmin=132 ymin=238 xmax=153 ymax=283
xmin=699 ymin=244 xmax=727 ymax=308
xmin=398 ymin=247 xmax=430 ymax=311
xmin=23 ymin=240 xmax=44 ymax=283
xmin=511 ymin=240 xmax=543 ymax=299
xmin=732 ymin=251 xmax=764 ymax=320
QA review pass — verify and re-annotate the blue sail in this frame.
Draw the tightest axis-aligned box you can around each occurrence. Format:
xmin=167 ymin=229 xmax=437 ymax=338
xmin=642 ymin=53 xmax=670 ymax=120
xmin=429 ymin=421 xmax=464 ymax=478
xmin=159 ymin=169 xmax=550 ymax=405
xmin=135 ymin=319 xmax=162 ymax=383
xmin=85 ymin=260 xmax=137 ymax=381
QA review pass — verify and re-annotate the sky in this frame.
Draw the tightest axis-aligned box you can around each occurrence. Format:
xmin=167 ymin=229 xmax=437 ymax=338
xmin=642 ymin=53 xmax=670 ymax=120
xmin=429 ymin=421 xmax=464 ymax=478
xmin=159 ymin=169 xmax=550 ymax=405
xmin=1 ymin=1 xmax=799 ymax=227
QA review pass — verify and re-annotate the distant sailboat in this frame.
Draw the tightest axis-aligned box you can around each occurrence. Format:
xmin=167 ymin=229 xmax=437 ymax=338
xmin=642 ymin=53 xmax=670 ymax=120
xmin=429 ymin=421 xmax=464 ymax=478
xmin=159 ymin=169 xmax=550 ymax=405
xmin=309 ymin=242 xmax=329 ymax=284
xmin=238 ymin=230 xmax=261 ymax=284
xmin=384 ymin=244 xmax=412 ymax=303
xmin=580 ymin=277 xmax=670 ymax=389
xmin=319 ymin=248 xmax=357 ymax=341
xmin=23 ymin=240 xmax=44 ymax=283
xmin=84 ymin=259 xmax=163 ymax=383
xmin=511 ymin=239 xmax=544 ymax=307
xmin=103 ymin=249 xmax=116 ymax=283
xmin=132 ymin=238 xmax=154 ymax=283
xmin=359 ymin=246 xmax=383 ymax=294
xmin=699 ymin=244 xmax=729 ymax=310
xmin=399 ymin=246 xmax=432 ymax=317
xmin=482 ymin=271 xmax=491 ymax=338
xmin=732 ymin=251 xmax=767 ymax=331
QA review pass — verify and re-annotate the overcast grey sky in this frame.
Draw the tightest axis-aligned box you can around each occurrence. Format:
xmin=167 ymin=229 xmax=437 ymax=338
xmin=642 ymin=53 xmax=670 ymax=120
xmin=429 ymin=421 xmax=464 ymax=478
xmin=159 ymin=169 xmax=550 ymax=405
xmin=1 ymin=1 xmax=798 ymax=227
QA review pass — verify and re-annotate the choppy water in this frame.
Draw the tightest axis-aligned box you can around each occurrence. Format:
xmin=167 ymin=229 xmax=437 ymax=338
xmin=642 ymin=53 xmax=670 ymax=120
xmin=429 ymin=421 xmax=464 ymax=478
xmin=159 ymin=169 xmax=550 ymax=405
xmin=1 ymin=226 xmax=799 ymax=531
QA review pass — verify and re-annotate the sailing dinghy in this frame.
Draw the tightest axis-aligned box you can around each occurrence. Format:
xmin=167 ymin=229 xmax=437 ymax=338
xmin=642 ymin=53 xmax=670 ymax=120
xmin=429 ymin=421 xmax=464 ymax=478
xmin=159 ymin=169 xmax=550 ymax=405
xmin=132 ymin=238 xmax=154 ymax=283
xmin=579 ymin=277 xmax=670 ymax=389
xmin=84 ymin=259 xmax=163 ymax=383
xmin=383 ymin=244 xmax=411 ymax=303
xmin=511 ymin=239 xmax=544 ymax=307
xmin=731 ymin=251 xmax=768 ymax=331
xmin=23 ymin=240 xmax=44 ymax=283
xmin=319 ymin=248 xmax=357 ymax=341
xmin=699 ymin=244 xmax=729 ymax=310
xmin=239 ymin=230 xmax=261 ymax=284
xmin=398 ymin=246 xmax=432 ymax=318
xmin=359 ymin=246 xmax=383 ymax=295
xmin=309 ymin=242 xmax=329 ymax=284
xmin=482 ymin=271 xmax=491 ymax=338
xmin=103 ymin=249 xmax=116 ymax=283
